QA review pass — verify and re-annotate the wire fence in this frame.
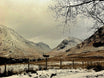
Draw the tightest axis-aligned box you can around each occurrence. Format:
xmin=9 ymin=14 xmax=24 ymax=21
xmin=0 ymin=59 xmax=104 ymax=77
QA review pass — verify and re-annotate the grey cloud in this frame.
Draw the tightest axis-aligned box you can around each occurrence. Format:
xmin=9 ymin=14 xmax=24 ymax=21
xmin=0 ymin=0 xmax=94 ymax=48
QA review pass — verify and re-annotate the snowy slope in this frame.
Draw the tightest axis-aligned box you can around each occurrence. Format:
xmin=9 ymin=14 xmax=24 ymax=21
xmin=56 ymin=37 xmax=82 ymax=51
xmin=36 ymin=42 xmax=51 ymax=53
xmin=2 ymin=69 xmax=104 ymax=78
xmin=0 ymin=25 xmax=51 ymax=59
xmin=48 ymin=37 xmax=82 ymax=57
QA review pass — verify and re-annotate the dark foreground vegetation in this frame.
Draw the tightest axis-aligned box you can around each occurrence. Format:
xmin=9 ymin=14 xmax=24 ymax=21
xmin=0 ymin=68 xmax=37 ymax=77
xmin=0 ymin=57 xmax=44 ymax=65
xmin=87 ymin=64 xmax=104 ymax=72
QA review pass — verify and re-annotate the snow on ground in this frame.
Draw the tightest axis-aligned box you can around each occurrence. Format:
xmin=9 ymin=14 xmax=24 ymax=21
xmin=2 ymin=69 xmax=104 ymax=78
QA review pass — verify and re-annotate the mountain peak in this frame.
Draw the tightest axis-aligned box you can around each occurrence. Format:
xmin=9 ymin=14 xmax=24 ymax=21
xmin=56 ymin=37 xmax=82 ymax=50
xmin=49 ymin=26 xmax=104 ymax=58
xmin=0 ymin=25 xmax=51 ymax=59
xmin=36 ymin=42 xmax=51 ymax=53
xmin=48 ymin=37 xmax=82 ymax=57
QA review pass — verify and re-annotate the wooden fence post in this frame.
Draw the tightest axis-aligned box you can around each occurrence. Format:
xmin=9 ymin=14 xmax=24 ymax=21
xmin=46 ymin=57 xmax=48 ymax=70
xmin=60 ymin=58 xmax=62 ymax=69
xmin=90 ymin=61 xmax=93 ymax=66
xmin=72 ymin=60 xmax=74 ymax=69
xmin=28 ymin=58 xmax=30 ymax=72
xmin=87 ymin=61 xmax=89 ymax=66
xmin=43 ymin=55 xmax=49 ymax=70
xmin=82 ymin=61 xmax=84 ymax=68
xmin=4 ymin=63 xmax=7 ymax=75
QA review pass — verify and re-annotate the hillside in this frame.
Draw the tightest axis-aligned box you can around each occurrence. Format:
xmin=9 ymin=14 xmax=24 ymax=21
xmin=0 ymin=25 xmax=51 ymax=59
xmin=48 ymin=37 xmax=82 ymax=57
xmin=63 ymin=26 xmax=104 ymax=57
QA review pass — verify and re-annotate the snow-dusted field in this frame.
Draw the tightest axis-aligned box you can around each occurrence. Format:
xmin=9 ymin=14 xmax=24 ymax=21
xmin=2 ymin=69 xmax=104 ymax=78
xmin=0 ymin=64 xmax=38 ymax=74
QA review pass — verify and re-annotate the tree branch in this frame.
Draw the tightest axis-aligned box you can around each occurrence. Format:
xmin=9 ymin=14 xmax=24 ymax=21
xmin=66 ymin=0 xmax=104 ymax=8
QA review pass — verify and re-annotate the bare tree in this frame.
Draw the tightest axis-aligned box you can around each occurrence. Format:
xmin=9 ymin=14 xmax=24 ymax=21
xmin=51 ymin=0 xmax=104 ymax=29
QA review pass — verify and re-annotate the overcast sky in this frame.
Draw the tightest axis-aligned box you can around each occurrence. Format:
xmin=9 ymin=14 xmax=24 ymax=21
xmin=0 ymin=0 xmax=95 ymax=48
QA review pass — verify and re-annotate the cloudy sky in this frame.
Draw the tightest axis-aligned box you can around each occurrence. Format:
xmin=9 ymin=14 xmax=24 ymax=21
xmin=0 ymin=0 xmax=94 ymax=48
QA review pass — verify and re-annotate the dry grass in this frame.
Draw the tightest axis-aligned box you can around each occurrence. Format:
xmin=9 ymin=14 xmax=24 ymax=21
xmin=29 ymin=57 xmax=104 ymax=69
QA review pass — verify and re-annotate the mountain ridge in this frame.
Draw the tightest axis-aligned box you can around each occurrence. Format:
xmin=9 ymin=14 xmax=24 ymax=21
xmin=63 ymin=26 xmax=104 ymax=57
xmin=48 ymin=37 xmax=82 ymax=57
xmin=0 ymin=25 xmax=51 ymax=59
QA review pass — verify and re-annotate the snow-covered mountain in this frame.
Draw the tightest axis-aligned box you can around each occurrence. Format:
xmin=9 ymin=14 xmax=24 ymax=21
xmin=0 ymin=25 xmax=51 ymax=59
xmin=62 ymin=26 xmax=104 ymax=58
xmin=48 ymin=37 xmax=82 ymax=57
xmin=56 ymin=37 xmax=82 ymax=51
xmin=36 ymin=42 xmax=51 ymax=53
